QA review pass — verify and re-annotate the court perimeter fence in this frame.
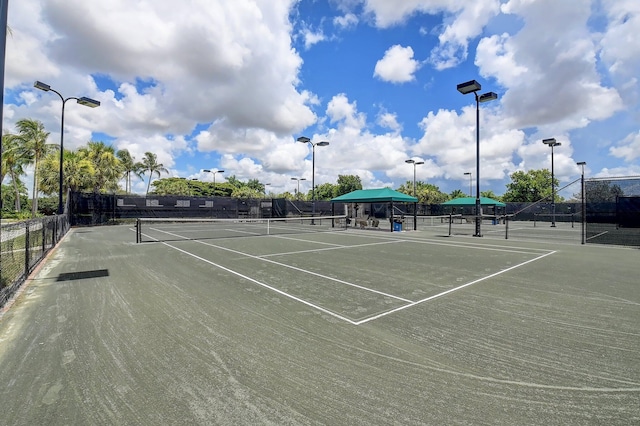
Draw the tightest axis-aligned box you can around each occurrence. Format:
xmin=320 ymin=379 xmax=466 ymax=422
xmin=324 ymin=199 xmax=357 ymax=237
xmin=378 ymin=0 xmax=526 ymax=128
xmin=1 ymin=202 xmax=71 ymax=310
xmin=2 ymin=179 xmax=638 ymax=310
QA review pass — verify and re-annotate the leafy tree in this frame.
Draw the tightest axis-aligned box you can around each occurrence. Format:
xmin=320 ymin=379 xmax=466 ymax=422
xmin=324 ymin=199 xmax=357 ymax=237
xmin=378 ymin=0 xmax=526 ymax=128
xmin=14 ymin=119 xmax=54 ymax=217
xmin=335 ymin=174 xmax=362 ymax=197
xmin=116 ymin=149 xmax=139 ymax=194
xmin=311 ymin=182 xmax=336 ymax=200
xmin=480 ymin=190 xmax=502 ymax=201
xmin=449 ymin=189 xmax=466 ymax=199
xmin=151 ymin=177 xmax=192 ymax=196
xmin=78 ymin=141 xmax=122 ymax=193
xmin=502 ymin=169 xmax=559 ymax=203
xmin=397 ymin=181 xmax=449 ymax=204
xmin=582 ymin=181 xmax=624 ymax=202
xmin=1 ymin=182 xmax=27 ymax=214
xmin=1 ymin=134 xmax=28 ymax=211
xmin=38 ymin=150 xmax=94 ymax=196
xmin=246 ymin=178 xmax=265 ymax=193
xmin=231 ymin=186 xmax=262 ymax=198
xmin=139 ymin=152 xmax=168 ymax=196
xmin=225 ymin=175 xmax=243 ymax=189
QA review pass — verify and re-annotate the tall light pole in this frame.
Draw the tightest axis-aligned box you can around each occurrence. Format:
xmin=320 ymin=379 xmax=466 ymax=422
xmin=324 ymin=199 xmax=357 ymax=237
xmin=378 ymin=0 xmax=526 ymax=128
xmin=542 ymin=138 xmax=561 ymax=227
xmin=34 ymin=81 xmax=100 ymax=214
xmin=405 ymin=159 xmax=424 ymax=231
xmin=577 ymin=161 xmax=586 ymax=244
xmin=297 ymin=136 xmax=329 ymax=218
xmin=457 ymin=80 xmax=497 ymax=237
xmin=291 ymin=177 xmax=306 ymax=200
xmin=405 ymin=159 xmax=425 ymax=197
xmin=203 ymin=169 xmax=224 ymax=195
xmin=464 ymin=172 xmax=472 ymax=197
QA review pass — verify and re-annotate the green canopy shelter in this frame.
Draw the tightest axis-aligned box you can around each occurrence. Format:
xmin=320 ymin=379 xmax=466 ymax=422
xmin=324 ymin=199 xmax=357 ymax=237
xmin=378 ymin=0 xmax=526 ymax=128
xmin=441 ymin=197 xmax=505 ymax=207
xmin=331 ymin=188 xmax=418 ymax=232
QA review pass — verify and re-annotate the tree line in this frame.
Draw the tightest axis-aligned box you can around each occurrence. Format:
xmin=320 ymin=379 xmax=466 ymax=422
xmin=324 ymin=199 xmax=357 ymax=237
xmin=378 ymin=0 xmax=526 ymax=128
xmin=1 ymin=118 xmax=168 ymax=218
xmin=3 ymin=118 xmax=622 ymax=219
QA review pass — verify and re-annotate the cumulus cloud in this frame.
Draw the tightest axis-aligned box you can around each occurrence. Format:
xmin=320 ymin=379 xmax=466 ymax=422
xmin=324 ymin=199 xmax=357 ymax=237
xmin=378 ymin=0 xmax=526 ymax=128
xmin=610 ymin=131 xmax=640 ymax=162
xmin=374 ymin=45 xmax=421 ymax=83
xmin=480 ymin=0 xmax=623 ymax=132
xmin=333 ymin=13 xmax=359 ymax=29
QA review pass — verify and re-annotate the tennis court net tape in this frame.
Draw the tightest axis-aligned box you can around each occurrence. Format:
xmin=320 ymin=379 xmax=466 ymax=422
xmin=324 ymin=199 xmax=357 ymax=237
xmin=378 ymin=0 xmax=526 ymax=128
xmin=136 ymin=215 xmax=348 ymax=243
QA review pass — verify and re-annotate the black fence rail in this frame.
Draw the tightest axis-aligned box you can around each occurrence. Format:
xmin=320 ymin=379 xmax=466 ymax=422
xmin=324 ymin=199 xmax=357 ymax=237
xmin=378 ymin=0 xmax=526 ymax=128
xmin=1 ymin=214 xmax=70 ymax=309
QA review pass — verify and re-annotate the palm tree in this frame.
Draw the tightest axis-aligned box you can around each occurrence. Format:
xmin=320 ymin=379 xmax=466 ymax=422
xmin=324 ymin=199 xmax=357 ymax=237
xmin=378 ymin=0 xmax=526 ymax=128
xmin=449 ymin=189 xmax=466 ymax=199
xmin=2 ymin=133 xmax=27 ymax=211
xmin=78 ymin=141 xmax=121 ymax=193
xmin=139 ymin=152 xmax=168 ymax=196
xmin=39 ymin=150 xmax=94 ymax=195
xmin=116 ymin=149 xmax=137 ymax=193
xmin=14 ymin=119 xmax=54 ymax=217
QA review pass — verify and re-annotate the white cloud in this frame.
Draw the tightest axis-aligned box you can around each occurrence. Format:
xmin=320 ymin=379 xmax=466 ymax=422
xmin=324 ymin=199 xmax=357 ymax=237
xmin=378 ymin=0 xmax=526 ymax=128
xmin=599 ymin=0 xmax=640 ymax=104
xmin=610 ymin=131 xmax=640 ymax=162
xmin=333 ymin=13 xmax=359 ymax=29
xmin=480 ymin=0 xmax=623 ymax=132
xmin=376 ymin=111 xmax=402 ymax=133
xmin=374 ymin=45 xmax=420 ymax=83
xmin=300 ymin=25 xmax=326 ymax=49
xmin=354 ymin=0 xmax=500 ymax=69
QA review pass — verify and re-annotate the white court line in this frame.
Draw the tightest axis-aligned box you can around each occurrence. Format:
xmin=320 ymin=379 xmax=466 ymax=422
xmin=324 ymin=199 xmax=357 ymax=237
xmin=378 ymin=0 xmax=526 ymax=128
xmin=139 ymin=228 xmax=555 ymax=325
xmin=162 ymin=242 xmax=360 ymax=325
xmin=353 ymin=250 xmax=557 ymax=325
xmin=260 ymin=238 xmax=406 ymax=258
xmin=587 ymin=231 xmax=608 ymax=241
xmin=344 ymin=231 xmax=551 ymax=255
xmin=154 ymin=228 xmax=414 ymax=303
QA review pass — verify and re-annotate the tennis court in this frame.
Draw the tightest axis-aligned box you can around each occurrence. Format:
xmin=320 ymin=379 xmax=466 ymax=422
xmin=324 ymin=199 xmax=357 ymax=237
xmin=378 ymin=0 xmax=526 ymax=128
xmin=0 ymin=221 xmax=638 ymax=424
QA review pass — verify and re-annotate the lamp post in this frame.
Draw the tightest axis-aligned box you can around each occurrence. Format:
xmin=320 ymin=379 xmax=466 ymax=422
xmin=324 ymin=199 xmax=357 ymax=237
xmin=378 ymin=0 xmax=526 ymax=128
xmin=577 ymin=161 xmax=586 ymax=244
xmin=542 ymin=138 xmax=561 ymax=227
xmin=457 ymin=80 xmax=497 ymax=237
xmin=203 ymin=169 xmax=224 ymax=195
xmin=405 ymin=159 xmax=424 ymax=231
xmin=464 ymin=172 xmax=472 ymax=197
xmin=34 ymin=81 xmax=100 ymax=214
xmin=297 ymin=136 xmax=329 ymax=218
xmin=291 ymin=177 xmax=306 ymax=200
xmin=405 ymin=159 xmax=425 ymax=197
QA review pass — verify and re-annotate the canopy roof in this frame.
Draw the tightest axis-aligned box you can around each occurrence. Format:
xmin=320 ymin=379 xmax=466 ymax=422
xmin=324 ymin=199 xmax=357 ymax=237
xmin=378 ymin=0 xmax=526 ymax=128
xmin=331 ymin=188 xmax=418 ymax=203
xmin=441 ymin=197 xmax=506 ymax=207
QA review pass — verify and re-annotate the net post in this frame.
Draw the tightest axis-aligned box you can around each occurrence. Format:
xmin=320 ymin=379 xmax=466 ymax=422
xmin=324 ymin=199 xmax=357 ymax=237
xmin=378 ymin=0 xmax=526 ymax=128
xmin=505 ymin=215 xmax=509 ymax=239
xmin=136 ymin=219 xmax=140 ymax=243
xmin=448 ymin=213 xmax=452 ymax=236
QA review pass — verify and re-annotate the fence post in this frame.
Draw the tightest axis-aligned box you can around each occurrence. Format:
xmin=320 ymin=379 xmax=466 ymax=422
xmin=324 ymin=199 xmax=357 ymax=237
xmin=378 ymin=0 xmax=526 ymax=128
xmin=24 ymin=222 xmax=30 ymax=274
xmin=505 ymin=215 xmax=509 ymax=239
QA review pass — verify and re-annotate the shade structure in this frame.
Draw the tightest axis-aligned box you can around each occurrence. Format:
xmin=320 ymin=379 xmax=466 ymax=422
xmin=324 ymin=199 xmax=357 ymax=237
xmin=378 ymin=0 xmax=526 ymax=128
xmin=331 ymin=188 xmax=418 ymax=203
xmin=441 ymin=197 xmax=506 ymax=207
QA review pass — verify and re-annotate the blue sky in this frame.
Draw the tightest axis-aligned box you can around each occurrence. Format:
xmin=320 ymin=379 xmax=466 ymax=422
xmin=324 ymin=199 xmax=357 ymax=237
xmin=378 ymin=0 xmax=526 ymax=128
xmin=3 ymin=0 xmax=640 ymax=198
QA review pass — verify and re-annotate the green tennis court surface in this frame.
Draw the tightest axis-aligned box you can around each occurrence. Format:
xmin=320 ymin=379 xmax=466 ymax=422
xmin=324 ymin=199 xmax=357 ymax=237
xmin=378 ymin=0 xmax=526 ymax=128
xmin=1 ymin=225 xmax=638 ymax=425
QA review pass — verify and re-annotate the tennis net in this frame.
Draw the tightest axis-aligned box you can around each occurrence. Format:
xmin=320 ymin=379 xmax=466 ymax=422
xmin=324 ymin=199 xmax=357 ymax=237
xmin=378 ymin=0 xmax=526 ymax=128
xmin=135 ymin=215 xmax=348 ymax=243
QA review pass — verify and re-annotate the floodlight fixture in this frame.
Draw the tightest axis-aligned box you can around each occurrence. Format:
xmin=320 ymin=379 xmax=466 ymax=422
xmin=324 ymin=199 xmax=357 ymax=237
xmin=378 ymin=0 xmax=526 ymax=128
xmin=478 ymin=92 xmax=498 ymax=103
xmin=457 ymin=80 xmax=481 ymax=94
